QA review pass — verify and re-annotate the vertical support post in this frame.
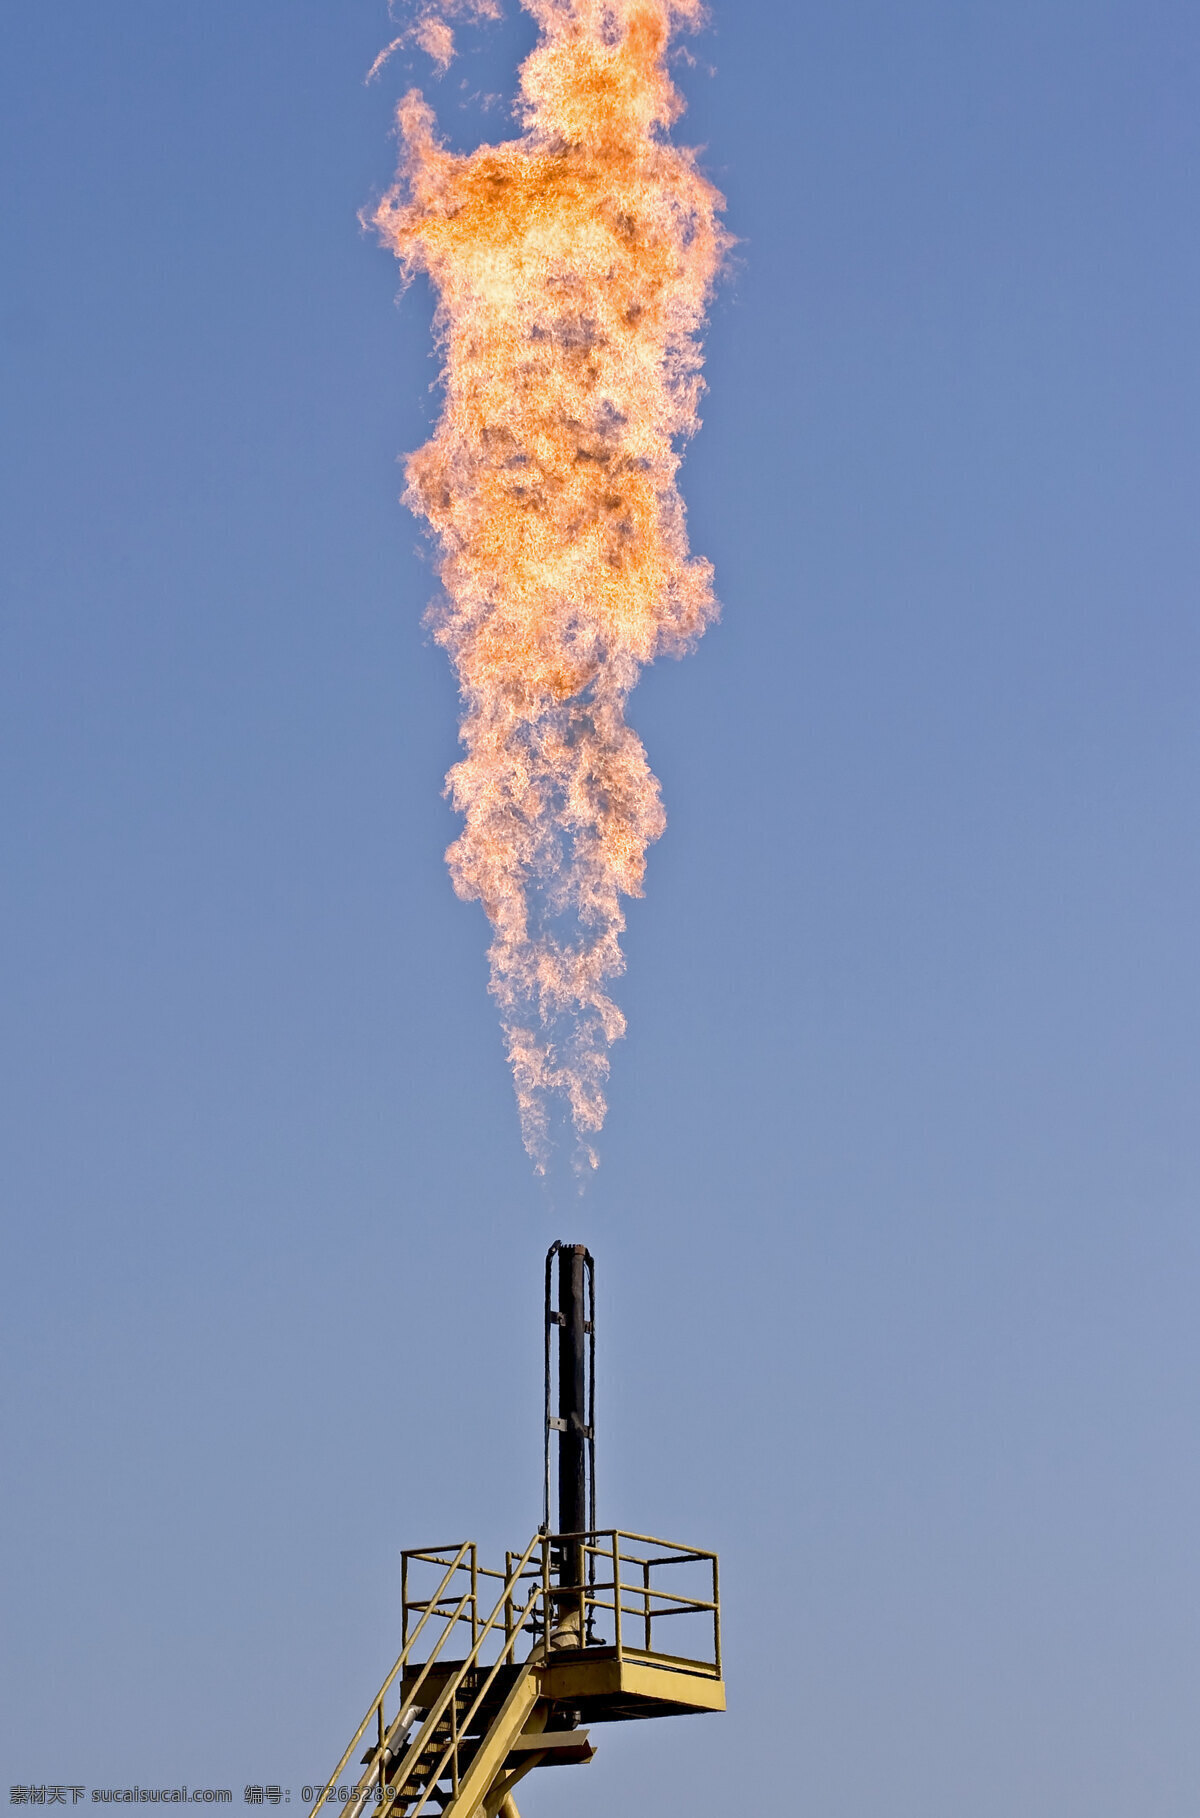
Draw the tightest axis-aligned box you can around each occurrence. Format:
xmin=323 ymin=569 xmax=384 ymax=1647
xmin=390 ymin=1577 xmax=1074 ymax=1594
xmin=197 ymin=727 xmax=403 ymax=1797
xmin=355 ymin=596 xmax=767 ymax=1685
xmin=712 ymin=1552 xmax=721 ymax=1678
xmin=401 ymin=1554 xmax=409 ymax=1650
xmin=643 ymin=1557 xmax=652 ymax=1655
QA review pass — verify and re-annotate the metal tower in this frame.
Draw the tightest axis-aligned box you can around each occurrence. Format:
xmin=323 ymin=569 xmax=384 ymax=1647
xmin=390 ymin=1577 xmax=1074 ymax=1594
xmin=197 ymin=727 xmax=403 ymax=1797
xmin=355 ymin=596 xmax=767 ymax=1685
xmin=311 ymin=1244 xmax=724 ymax=1818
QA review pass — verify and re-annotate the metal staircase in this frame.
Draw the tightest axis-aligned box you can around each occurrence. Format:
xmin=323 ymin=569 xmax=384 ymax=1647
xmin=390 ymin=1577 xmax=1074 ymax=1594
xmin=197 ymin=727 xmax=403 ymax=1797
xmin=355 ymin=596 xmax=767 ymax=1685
xmin=310 ymin=1538 xmax=543 ymax=1818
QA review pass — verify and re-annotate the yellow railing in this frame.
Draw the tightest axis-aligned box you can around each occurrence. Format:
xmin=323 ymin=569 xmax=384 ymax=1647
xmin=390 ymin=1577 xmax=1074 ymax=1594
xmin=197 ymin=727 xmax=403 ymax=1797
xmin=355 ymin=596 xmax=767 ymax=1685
xmin=579 ymin=1529 xmax=721 ymax=1678
xmin=401 ymin=1529 xmax=720 ymax=1680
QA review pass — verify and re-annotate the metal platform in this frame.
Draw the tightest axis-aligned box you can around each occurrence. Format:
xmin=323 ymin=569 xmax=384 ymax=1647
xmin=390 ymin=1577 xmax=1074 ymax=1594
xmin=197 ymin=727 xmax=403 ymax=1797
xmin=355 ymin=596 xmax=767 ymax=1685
xmin=312 ymin=1529 xmax=724 ymax=1818
xmin=403 ymin=1643 xmax=725 ymax=1727
xmin=540 ymin=1644 xmax=727 ymax=1720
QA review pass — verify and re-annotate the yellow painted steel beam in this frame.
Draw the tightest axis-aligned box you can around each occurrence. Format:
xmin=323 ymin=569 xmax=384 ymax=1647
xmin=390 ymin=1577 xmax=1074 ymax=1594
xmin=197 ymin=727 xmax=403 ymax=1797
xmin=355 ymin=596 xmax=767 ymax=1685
xmin=481 ymin=1756 xmax=539 ymax=1818
xmin=505 ymin=1730 xmax=594 ymax=1768
xmin=440 ymin=1662 xmax=541 ymax=1818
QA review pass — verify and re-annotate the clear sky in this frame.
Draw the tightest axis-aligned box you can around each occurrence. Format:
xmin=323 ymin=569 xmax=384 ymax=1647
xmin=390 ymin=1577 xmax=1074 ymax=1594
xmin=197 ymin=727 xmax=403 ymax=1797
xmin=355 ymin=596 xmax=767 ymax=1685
xmin=3 ymin=3 xmax=1200 ymax=1815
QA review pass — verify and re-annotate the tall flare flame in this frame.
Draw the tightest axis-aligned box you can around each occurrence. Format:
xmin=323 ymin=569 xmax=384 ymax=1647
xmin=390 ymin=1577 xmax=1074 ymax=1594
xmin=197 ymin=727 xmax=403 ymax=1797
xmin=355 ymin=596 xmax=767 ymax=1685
xmin=374 ymin=0 xmax=727 ymax=1167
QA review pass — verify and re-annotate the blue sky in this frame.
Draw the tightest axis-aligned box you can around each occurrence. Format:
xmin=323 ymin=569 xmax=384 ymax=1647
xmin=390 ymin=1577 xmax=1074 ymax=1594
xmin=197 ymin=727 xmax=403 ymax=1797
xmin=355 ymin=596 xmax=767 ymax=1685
xmin=3 ymin=2 xmax=1200 ymax=1814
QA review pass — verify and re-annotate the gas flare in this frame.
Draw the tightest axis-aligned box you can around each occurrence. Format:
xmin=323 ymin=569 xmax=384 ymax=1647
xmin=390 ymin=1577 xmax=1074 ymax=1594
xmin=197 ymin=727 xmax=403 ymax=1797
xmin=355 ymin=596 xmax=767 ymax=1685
xmin=374 ymin=0 xmax=727 ymax=1167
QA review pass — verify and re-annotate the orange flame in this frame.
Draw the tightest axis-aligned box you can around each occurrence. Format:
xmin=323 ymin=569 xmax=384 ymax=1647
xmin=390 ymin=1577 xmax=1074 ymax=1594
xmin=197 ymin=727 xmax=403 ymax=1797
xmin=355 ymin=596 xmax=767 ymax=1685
xmin=374 ymin=0 xmax=727 ymax=1167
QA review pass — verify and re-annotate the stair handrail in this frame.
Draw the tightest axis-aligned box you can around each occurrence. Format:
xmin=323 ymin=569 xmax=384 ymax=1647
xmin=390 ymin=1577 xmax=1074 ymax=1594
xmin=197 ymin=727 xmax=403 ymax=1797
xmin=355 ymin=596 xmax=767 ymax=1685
xmin=379 ymin=1533 xmax=548 ymax=1818
xmin=327 ymin=1585 xmax=483 ymax=1818
xmin=384 ymin=1588 xmax=542 ymax=1818
xmin=310 ymin=1542 xmax=474 ymax=1818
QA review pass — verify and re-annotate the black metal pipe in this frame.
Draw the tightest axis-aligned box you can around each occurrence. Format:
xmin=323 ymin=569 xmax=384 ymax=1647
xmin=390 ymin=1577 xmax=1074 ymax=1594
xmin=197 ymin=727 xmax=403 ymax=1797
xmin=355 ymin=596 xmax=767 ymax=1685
xmin=557 ymin=1243 xmax=589 ymax=1582
xmin=543 ymin=1240 xmax=595 ymax=1629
